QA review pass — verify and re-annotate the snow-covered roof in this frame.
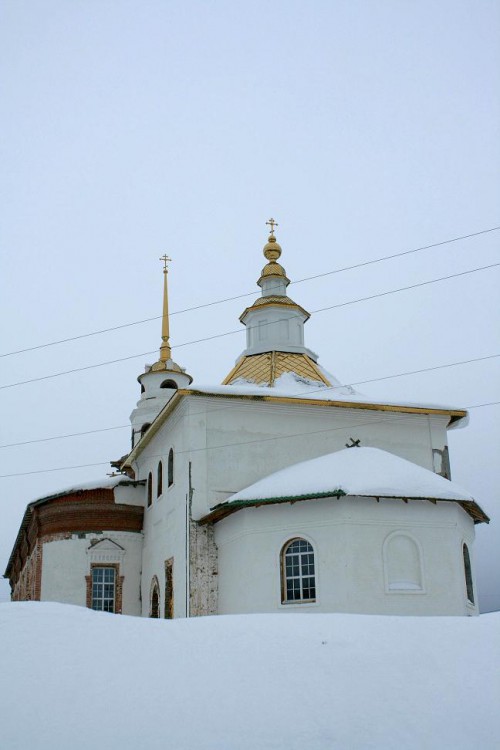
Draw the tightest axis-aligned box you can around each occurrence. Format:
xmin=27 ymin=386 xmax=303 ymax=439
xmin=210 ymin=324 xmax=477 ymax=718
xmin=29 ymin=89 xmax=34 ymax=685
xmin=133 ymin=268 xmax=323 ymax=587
xmin=34 ymin=475 xmax=126 ymax=500
xmin=187 ymin=371 xmax=468 ymax=418
xmin=205 ymin=447 xmax=488 ymax=523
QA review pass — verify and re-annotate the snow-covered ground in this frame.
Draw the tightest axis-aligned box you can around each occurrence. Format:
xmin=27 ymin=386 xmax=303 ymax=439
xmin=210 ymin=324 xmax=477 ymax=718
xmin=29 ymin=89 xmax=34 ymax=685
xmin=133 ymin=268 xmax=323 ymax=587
xmin=1 ymin=603 xmax=499 ymax=750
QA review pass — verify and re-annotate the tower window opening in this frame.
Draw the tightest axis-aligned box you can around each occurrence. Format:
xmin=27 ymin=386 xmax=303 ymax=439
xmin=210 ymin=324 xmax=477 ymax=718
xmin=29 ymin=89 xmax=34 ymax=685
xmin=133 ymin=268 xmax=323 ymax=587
xmin=140 ymin=384 xmax=145 ymax=394
xmin=463 ymin=543 xmax=475 ymax=604
xmin=168 ymin=448 xmax=174 ymax=487
xmin=160 ymin=379 xmax=178 ymax=389
xmin=147 ymin=472 xmax=153 ymax=507
xmin=141 ymin=423 xmax=151 ymax=438
xmin=157 ymin=461 xmax=163 ymax=498
xmin=281 ymin=538 xmax=316 ymax=604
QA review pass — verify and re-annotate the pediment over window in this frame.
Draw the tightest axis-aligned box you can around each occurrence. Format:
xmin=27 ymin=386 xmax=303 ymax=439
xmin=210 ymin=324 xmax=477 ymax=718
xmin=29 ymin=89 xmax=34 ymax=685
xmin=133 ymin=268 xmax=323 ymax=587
xmin=87 ymin=538 xmax=125 ymax=552
xmin=87 ymin=537 xmax=125 ymax=564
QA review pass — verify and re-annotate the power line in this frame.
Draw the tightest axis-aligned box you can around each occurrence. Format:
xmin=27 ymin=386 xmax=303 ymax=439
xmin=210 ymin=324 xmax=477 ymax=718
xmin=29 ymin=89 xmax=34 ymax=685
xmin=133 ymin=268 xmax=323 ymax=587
xmin=1 ymin=225 xmax=499 ymax=359
xmin=0 ymin=425 xmax=130 ymax=449
xmin=1 ymin=352 xmax=498 ymax=449
xmin=1 ymin=261 xmax=499 ymax=391
xmin=0 ymin=399 xmax=497 ymax=479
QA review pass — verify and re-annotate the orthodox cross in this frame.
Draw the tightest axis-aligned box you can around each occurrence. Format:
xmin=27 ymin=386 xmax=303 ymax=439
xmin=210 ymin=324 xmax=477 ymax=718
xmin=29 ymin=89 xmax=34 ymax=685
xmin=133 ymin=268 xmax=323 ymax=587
xmin=345 ymin=437 xmax=361 ymax=448
xmin=159 ymin=254 xmax=172 ymax=272
xmin=266 ymin=217 xmax=278 ymax=236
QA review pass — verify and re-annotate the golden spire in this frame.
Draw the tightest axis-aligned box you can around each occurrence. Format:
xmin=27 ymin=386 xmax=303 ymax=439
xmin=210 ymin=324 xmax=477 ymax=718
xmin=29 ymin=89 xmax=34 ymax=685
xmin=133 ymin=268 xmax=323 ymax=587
xmin=159 ymin=254 xmax=172 ymax=362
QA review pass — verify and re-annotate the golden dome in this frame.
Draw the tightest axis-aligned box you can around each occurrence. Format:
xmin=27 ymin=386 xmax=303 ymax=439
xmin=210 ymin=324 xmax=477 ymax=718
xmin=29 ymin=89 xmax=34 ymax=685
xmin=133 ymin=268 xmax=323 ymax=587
xmin=263 ymin=234 xmax=282 ymax=262
xmin=259 ymin=261 xmax=289 ymax=280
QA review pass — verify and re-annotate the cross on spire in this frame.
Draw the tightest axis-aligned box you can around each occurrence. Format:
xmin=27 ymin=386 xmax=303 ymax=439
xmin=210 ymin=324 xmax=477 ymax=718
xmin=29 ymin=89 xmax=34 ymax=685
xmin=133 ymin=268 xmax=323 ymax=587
xmin=266 ymin=217 xmax=278 ymax=236
xmin=159 ymin=254 xmax=172 ymax=272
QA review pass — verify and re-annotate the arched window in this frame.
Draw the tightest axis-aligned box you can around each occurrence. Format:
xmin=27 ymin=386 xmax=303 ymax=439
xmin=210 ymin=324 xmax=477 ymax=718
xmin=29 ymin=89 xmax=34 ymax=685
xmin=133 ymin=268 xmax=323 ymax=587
xmin=150 ymin=577 xmax=160 ymax=618
xmin=157 ymin=461 xmax=163 ymax=498
xmin=141 ymin=423 xmax=151 ymax=439
xmin=281 ymin=538 xmax=316 ymax=603
xmin=160 ymin=379 xmax=178 ymax=389
xmin=384 ymin=533 xmax=423 ymax=592
xmin=168 ymin=448 xmax=174 ymax=487
xmin=463 ymin=543 xmax=474 ymax=604
xmin=147 ymin=472 xmax=153 ymax=507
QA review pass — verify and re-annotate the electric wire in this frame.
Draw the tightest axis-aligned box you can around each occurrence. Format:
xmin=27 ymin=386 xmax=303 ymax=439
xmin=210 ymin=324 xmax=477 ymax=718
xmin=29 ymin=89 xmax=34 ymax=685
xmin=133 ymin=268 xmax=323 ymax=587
xmin=1 ymin=261 xmax=499 ymax=391
xmin=1 ymin=352 xmax=499 ymax=449
xmin=1 ymin=224 xmax=499 ymax=359
xmin=0 ymin=399 xmax=497 ymax=479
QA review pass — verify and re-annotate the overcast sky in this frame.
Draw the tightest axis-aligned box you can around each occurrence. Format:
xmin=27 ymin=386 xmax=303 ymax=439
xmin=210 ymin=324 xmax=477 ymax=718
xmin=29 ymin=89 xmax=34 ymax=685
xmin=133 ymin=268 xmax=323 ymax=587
xmin=1 ymin=0 xmax=499 ymax=608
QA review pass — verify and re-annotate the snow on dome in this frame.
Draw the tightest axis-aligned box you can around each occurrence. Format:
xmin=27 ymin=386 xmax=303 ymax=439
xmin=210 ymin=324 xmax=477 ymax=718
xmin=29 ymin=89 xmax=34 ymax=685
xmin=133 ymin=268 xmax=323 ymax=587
xmin=223 ymin=447 xmax=475 ymax=506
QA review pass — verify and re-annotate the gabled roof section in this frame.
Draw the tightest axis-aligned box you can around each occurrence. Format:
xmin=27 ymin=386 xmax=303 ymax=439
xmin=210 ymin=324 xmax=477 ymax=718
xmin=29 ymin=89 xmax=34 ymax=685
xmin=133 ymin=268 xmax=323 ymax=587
xmin=201 ymin=447 xmax=489 ymax=525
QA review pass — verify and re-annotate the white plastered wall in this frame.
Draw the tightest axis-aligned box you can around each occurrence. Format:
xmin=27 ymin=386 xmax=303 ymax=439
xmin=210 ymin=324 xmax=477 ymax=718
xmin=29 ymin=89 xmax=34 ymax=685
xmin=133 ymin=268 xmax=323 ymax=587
xmin=132 ymin=393 xmax=471 ymax=618
xmin=40 ymin=530 xmax=143 ymax=615
xmin=136 ymin=400 xmax=191 ymax=618
xmin=186 ymin=396 xmax=451 ymax=521
xmin=214 ymin=498 xmax=478 ymax=616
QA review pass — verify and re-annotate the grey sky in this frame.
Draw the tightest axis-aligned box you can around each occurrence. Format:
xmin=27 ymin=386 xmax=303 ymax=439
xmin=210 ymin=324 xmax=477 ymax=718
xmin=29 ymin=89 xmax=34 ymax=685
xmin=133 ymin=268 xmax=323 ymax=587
xmin=1 ymin=0 xmax=499 ymax=608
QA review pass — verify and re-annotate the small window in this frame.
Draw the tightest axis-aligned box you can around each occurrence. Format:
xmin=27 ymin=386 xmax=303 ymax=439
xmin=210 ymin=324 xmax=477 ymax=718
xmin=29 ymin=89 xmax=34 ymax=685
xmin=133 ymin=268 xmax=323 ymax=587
xmin=463 ymin=543 xmax=474 ymax=604
xmin=91 ymin=567 xmax=116 ymax=612
xmin=147 ymin=472 xmax=153 ymax=507
xmin=141 ymin=423 xmax=151 ymax=438
xmin=140 ymin=384 xmax=145 ymax=394
xmin=157 ymin=461 xmax=163 ymax=498
xmin=160 ymin=379 xmax=178 ymax=389
xmin=168 ymin=448 xmax=174 ymax=487
xmin=281 ymin=538 xmax=316 ymax=603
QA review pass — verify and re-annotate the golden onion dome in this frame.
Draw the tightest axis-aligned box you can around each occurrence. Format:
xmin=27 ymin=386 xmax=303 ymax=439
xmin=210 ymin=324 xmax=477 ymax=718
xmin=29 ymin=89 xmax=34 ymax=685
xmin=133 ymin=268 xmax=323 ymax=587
xmin=263 ymin=233 xmax=282 ymax=262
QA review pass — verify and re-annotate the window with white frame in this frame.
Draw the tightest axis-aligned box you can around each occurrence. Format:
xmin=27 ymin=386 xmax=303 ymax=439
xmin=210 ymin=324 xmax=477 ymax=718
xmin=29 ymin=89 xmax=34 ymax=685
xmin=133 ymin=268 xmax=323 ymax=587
xmin=91 ymin=567 xmax=116 ymax=612
xmin=281 ymin=538 xmax=316 ymax=603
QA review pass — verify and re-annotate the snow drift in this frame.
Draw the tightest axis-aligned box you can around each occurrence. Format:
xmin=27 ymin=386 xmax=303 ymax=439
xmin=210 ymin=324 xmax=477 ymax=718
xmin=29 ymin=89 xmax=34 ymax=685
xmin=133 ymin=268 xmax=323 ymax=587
xmin=0 ymin=602 xmax=499 ymax=750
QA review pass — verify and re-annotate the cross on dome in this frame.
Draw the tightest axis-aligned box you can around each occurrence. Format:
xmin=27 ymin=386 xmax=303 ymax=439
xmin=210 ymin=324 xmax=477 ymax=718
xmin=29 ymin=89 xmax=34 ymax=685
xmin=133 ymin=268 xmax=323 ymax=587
xmin=266 ymin=217 xmax=278 ymax=237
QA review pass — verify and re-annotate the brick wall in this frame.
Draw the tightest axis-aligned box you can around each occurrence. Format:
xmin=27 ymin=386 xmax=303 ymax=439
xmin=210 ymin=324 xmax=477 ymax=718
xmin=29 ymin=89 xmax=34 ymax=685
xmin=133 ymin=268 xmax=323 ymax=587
xmin=7 ymin=488 xmax=143 ymax=599
xmin=189 ymin=520 xmax=218 ymax=616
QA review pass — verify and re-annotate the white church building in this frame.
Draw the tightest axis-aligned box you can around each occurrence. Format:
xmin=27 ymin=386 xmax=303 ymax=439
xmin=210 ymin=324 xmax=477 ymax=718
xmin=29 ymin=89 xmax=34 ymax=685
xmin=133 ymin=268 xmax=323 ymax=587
xmin=5 ymin=222 xmax=488 ymax=617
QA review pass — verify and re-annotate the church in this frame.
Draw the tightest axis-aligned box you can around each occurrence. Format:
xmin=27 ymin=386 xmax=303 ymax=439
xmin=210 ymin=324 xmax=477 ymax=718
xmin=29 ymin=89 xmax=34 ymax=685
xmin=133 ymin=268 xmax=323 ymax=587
xmin=5 ymin=221 xmax=488 ymax=617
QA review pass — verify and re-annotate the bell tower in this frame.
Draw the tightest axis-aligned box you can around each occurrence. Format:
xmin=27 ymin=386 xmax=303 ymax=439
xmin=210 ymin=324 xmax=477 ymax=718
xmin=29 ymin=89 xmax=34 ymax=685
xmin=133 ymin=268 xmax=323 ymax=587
xmin=129 ymin=255 xmax=192 ymax=448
